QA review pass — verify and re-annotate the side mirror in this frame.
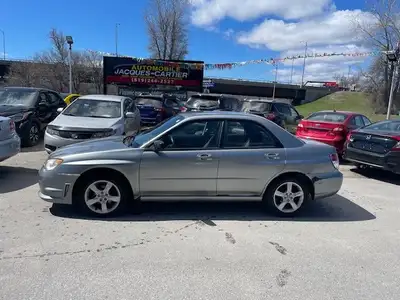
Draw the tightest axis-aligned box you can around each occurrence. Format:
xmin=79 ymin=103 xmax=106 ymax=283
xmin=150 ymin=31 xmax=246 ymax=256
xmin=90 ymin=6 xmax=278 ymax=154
xmin=56 ymin=107 xmax=64 ymax=114
xmin=153 ymin=140 xmax=165 ymax=152
xmin=299 ymin=115 xmax=304 ymax=119
xmin=125 ymin=112 xmax=135 ymax=118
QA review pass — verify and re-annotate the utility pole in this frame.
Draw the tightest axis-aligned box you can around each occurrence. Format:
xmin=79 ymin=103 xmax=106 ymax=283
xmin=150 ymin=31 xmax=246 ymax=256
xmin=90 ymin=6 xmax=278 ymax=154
xmin=290 ymin=58 xmax=294 ymax=84
xmin=300 ymin=41 xmax=308 ymax=87
xmin=0 ymin=29 xmax=5 ymax=60
xmin=115 ymin=23 xmax=120 ymax=57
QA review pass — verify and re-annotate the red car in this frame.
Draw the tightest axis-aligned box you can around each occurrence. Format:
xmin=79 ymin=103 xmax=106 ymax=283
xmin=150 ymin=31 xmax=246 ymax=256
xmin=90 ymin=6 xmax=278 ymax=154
xmin=296 ymin=111 xmax=372 ymax=155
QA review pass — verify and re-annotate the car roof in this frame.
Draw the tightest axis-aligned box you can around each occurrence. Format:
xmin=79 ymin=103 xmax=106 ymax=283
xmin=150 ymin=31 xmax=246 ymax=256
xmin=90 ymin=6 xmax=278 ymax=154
xmin=180 ymin=111 xmax=265 ymax=121
xmin=78 ymin=94 xmax=126 ymax=102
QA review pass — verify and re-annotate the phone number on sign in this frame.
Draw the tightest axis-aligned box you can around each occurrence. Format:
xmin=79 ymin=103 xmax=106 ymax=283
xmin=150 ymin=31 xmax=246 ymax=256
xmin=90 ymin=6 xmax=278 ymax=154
xmin=131 ymin=77 xmax=175 ymax=84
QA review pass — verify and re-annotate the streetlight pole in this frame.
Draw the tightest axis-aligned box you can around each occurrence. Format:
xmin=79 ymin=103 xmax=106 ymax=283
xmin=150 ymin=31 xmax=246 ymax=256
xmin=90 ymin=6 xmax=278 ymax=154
xmin=300 ymin=41 xmax=308 ymax=87
xmin=66 ymin=36 xmax=74 ymax=94
xmin=272 ymin=62 xmax=278 ymax=100
xmin=0 ymin=29 xmax=5 ymax=60
xmin=385 ymin=47 xmax=399 ymax=120
xmin=115 ymin=23 xmax=120 ymax=57
xmin=290 ymin=58 xmax=294 ymax=84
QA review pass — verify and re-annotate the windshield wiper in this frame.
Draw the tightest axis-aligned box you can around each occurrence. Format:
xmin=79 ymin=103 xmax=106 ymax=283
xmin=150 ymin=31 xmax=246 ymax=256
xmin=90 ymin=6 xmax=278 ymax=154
xmin=86 ymin=115 xmax=109 ymax=118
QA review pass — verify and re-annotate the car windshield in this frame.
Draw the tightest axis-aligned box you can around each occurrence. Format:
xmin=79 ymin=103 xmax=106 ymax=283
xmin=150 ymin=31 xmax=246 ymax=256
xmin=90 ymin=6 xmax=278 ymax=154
xmin=136 ymin=97 xmax=163 ymax=107
xmin=363 ymin=120 xmax=400 ymax=132
xmin=186 ymin=96 xmax=219 ymax=108
xmin=0 ymin=90 xmax=37 ymax=106
xmin=306 ymin=112 xmax=348 ymax=123
xmin=241 ymin=101 xmax=271 ymax=112
xmin=128 ymin=115 xmax=185 ymax=148
xmin=62 ymin=99 xmax=121 ymax=118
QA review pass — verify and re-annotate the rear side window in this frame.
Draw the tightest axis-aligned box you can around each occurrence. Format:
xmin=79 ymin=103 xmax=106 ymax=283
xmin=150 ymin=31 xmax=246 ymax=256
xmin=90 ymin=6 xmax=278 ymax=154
xmin=222 ymin=120 xmax=281 ymax=149
xmin=273 ymin=103 xmax=291 ymax=115
xmin=241 ymin=101 xmax=272 ymax=112
xmin=136 ymin=98 xmax=163 ymax=107
xmin=349 ymin=115 xmax=364 ymax=127
xmin=362 ymin=116 xmax=371 ymax=126
xmin=306 ymin=112 xmax=348 ymax=123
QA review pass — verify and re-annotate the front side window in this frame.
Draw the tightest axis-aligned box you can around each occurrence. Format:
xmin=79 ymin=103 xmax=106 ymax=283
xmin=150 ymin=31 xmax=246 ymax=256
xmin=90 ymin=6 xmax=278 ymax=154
xmin=222 ymin=120 xmax=280 ymax=149
xmin=273 ymin=103 xmax=291 ymax=116
xmin=159 ymin=120 xmax=222 ymax=150
xmin=62 ymin=99 xmax=121 ymax=118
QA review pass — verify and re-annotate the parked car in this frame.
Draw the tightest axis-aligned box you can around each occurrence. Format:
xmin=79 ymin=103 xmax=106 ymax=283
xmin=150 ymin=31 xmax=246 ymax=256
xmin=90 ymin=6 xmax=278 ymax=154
xmin=0 ymin=116 xmax=21 ymax=162
xmin=296 ymin=110 xmax=371 ymax=156
xmin=136 ymin=94 xmax=185 ymax=125
xmin=183 ymin=94 xmax=241 ymax=112
xmin=344 ymin=119 xmax=400 ymax=174
xmin=0 ymin=87 xmax=67 ymax=147
xmin=60 ymin=93 xmax=80 ymax=105
xmin=240 ymin=99 xmax=303 ymax=134
xmin=44 ymin=95 xmax=141 ymax=153
xmin=39 ymin=111 xmax=343 ymax=218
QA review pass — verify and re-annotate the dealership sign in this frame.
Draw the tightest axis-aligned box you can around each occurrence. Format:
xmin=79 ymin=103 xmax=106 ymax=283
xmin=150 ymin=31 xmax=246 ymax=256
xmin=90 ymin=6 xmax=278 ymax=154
xmin=103 ymin=57 xmax=204 ymax=88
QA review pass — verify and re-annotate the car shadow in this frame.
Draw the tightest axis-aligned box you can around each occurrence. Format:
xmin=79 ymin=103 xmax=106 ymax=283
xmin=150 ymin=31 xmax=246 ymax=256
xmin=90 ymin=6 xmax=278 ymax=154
xmin=0 ymin=166 xmax=38 ymax=193
xmin=49 ymin=194 xmax=375 ymax=223
xmin=350 ymin=167 xmax=400 ymax=186
xmin=21 ymin=138 xmax=44 ymax=153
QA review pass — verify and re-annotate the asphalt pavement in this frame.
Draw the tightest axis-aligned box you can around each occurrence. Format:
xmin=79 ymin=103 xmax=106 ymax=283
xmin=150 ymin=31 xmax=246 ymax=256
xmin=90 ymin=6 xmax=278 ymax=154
xmin=1 ymin=143 xmax=400 ymax=300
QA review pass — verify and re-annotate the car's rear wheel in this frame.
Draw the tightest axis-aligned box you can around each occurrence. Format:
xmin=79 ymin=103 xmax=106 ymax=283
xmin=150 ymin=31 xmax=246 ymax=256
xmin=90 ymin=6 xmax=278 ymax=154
xmin=75 ymin=175 xmax=129 ymax=217
xmin=262 ymin=177 xmax=311 ymax=217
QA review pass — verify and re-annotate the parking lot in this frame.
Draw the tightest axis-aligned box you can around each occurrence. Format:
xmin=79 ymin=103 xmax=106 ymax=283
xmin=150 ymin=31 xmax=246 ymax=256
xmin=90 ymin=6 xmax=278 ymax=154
xmin=1 ymin=142 xmax=400 ymax=300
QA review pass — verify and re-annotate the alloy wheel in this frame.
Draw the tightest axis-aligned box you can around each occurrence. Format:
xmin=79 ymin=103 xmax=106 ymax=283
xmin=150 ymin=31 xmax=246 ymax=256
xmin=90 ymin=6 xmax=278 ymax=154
xmin=29 ymin=125 xmax=40 ymax=144
xmin=84 ymin=180 xmax=121 ymax=214
xmin=273 ymin=181 xmax=305 ymax=213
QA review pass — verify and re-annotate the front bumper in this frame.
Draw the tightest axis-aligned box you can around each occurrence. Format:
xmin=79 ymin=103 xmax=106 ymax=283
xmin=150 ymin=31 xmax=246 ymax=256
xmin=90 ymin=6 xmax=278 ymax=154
xmin=38 ymin=166 xmax=80 ymax=204
xmin=44 ymin=131 xmax=90 ymax=154
xmin=344 ymin=147 xmax=400 ymax=174
xmin=0 ymin=134 xmax=21 ymax=162
xmin=313 ymin=170 xmax=343 ymax=199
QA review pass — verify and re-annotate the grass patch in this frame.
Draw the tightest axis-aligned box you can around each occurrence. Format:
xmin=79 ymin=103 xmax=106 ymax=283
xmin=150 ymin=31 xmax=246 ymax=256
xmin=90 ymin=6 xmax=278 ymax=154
xmin=295 ymin=91 xmax=400 ymax=122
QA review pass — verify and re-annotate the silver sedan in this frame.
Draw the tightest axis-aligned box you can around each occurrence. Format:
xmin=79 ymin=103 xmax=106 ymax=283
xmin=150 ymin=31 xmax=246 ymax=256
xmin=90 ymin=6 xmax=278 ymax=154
xmin=38 ymin=111 xmax=343 ymax=217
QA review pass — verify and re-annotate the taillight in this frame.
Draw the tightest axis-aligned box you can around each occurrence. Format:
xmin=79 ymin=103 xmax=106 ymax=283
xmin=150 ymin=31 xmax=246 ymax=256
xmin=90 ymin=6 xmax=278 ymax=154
xmin=154 ymin=107 xmax=166 ymax=114
xmin=180 ymin=106 xmax=187 ymax=112
xmin=330 ymin=153 xmax=340 ymax=169
xmin=392 ymin=137 xmax=400 ymax=151
xmin=328 ymin=125 xmax=345 ymax=136
xmin=264 ymin=113 xmax=275 ymax=120
xmin=346 ymin=131 xmax=353 ymax=142
xmin=9 ymin=120 xmax=15 ymax=132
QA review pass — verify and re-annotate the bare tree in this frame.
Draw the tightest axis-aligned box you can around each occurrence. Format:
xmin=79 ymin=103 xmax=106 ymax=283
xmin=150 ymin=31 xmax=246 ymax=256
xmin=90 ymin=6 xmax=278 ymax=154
xmin=7 ymin=61 xmax=48 ymax=87
xmin=81 ymin=50 xmax=104 ymax=93
xmin=356 ymin=0 xmax=400 ymax=110
xmin=144 ymin=0 xmax=189 ymax=60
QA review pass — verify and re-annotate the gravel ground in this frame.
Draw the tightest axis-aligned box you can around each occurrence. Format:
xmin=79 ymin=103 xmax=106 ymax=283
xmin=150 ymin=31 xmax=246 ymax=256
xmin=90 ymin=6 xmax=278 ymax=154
xmin=1 ymin=143 xmax=400 ymax=300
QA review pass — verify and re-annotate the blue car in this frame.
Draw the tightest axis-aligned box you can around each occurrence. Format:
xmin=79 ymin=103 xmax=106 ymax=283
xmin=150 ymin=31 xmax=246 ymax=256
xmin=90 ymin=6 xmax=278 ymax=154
xmin=136 ymin=94 xmax=185 ymax=125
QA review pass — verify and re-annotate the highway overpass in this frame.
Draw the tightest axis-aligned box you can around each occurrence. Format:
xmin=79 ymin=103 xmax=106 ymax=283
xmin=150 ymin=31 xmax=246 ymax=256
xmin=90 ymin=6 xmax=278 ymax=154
xmin=0 ymin=59 xmax=335 ymax=104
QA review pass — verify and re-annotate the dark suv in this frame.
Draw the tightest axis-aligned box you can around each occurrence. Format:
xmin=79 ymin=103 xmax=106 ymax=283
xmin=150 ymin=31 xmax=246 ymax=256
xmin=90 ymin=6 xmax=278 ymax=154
xmin=183 ymin=94 xmax=241 ymax=112
xmin=0 ymin=87 xmax=66 ymax=146
xmin=240 ymin=99 xmax=303 ymax=134
xmin=136 ymin=94 xmax=185 ymax=125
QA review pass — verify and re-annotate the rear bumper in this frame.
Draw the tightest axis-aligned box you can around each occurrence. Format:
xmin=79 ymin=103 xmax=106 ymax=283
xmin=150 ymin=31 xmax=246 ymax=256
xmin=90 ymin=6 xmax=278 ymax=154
xmin=0 ymin=134 xmax=21 ymax=162
xmin=297 ymin=135 xmax=345 ymax=154
xmin=344 ymin=147 xmax=400 ymax=174
xmin=313 ymin=171 xmax=343 ymax=199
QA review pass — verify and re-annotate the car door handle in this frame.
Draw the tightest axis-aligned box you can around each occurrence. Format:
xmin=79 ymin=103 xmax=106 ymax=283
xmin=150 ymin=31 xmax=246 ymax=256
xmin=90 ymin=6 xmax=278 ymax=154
xmin=265 ymin=153 xmax=280 ymax=159
xmin=197 ymin=153 xmax=212 ymax=160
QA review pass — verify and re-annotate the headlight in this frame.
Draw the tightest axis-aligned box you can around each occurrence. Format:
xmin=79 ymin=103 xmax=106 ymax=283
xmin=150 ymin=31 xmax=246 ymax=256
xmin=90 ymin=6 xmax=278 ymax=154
xmin=11 ymin=112 xmax=29 ymax=123
xmin=92 ymin=129 xmax=116 ymax=138
xmin=44 ymin=158 xmax=63 ymax=170
xmin=46 ymin=127 xmax=59 ymax=136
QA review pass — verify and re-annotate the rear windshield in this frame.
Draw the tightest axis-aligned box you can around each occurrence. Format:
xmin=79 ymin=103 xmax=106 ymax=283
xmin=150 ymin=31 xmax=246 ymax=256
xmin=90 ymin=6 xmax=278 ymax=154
xmin=136 ymin=97 xmax=163 ymax=107
xmin=186 ymin=96 xmax=219 ymax=108
xmin=363 ymin=120 xmax=400 ymax=132
xmin=306 ymin=112 xmax=348 ymax=123
xmin=241 ymin=101 xmax=272 ymax=112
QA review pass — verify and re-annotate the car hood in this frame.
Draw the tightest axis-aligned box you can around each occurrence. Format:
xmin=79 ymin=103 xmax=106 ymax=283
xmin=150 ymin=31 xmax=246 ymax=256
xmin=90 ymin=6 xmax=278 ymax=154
xmin=50 ymin=136 xmax=132 ymax=158
xmin=50 ymin=114 xmax=120 ymax=129
xmin=0 ymin=105 xmax=31 ymax=117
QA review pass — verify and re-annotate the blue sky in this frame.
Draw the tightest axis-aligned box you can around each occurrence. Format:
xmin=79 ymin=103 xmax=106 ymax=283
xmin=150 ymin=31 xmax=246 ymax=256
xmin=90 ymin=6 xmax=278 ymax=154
xmin=1 ymin=0 xmax=370 ymax=83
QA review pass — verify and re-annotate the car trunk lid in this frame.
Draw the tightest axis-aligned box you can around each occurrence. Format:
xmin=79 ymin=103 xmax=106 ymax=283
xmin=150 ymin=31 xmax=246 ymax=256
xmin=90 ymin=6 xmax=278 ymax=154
xmin=298 ymin=120 xmax=347 ymax=138
xmin=348 ymin=131 xmax=400 ymax=154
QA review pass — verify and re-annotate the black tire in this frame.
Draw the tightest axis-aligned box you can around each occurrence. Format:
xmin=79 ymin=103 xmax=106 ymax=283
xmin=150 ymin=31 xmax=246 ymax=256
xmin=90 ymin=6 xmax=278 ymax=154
xmin=74 ymin=174 xmax=130 ymax=217
xmin=262 ymin=177 xmax=311 ymax=217
xmin=22 ymin=122 xmax=40 ymax=147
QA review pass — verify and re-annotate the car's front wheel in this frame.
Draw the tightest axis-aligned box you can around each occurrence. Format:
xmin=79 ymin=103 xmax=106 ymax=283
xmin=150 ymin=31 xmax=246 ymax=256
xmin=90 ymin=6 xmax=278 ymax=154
xmin=263 ymin=177 xmax=311 ymax=217
xmin=75 ymin=175 xmax=129 ymax=217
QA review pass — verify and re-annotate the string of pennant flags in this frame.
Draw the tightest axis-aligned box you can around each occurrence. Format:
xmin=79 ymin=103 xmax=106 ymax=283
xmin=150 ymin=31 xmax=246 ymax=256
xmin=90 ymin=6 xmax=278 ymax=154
xmin=96 ymin=49 xmax=381 ymax=70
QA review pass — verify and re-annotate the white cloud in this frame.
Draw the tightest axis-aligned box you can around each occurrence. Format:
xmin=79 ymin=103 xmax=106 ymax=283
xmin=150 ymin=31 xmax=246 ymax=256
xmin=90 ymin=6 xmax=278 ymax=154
xmin=237 ymin=10 xmax=374 ymax=51
xmin=190 ymin=0 xmax=335 ymax=27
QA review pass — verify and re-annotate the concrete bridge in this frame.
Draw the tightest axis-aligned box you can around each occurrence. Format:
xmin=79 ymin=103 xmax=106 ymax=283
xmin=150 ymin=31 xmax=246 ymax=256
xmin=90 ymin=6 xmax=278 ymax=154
xmin=0 ymin=59 xmax=335 ymax=104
